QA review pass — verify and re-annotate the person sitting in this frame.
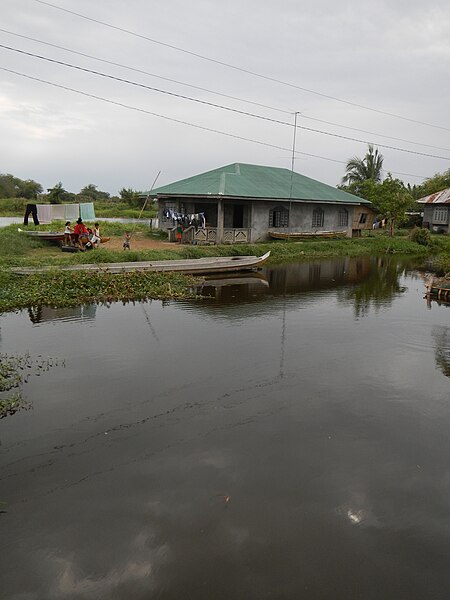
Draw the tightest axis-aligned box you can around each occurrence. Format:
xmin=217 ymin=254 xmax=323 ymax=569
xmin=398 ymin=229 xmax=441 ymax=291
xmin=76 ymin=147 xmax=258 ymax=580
xmin=73 ymin=217 xmax=89 ymax=250
xmin=89 ymin=222 xmax=101 ymax=248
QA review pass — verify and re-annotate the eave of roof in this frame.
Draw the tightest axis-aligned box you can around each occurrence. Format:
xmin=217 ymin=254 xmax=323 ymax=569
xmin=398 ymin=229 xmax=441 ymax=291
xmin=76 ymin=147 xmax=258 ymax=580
xmin=417 ymin=188 xmax=450 ymax=204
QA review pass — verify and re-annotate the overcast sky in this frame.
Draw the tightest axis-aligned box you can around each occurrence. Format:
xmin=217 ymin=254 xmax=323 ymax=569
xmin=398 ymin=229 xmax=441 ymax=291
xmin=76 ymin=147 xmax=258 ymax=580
xmin=1 ymin=0 xmax=449 ymax=195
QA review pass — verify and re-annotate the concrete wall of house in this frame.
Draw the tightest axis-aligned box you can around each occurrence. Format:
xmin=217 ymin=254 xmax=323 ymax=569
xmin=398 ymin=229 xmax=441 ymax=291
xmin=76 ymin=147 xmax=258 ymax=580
xmin=423 ymin=205 xmax=449 ymax=234
xmin=250 ymin=201 xmax=354 ymax=242
xmin=158 ymin=198 xmax=366 ymax=242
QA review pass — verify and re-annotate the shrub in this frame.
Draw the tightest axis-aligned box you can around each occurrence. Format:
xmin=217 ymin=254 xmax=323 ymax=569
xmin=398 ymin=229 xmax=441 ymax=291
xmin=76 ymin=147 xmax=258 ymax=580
xmin=409 ymin=227 xmax=432 ymax=246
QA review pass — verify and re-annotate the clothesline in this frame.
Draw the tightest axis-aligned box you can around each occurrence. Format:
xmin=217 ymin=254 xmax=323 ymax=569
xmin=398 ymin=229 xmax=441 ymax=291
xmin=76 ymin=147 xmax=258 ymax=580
xmin=24 ymin=202 xmax=96 ymax=225
xmin=163 ymin=209 xmax=206 ymax=229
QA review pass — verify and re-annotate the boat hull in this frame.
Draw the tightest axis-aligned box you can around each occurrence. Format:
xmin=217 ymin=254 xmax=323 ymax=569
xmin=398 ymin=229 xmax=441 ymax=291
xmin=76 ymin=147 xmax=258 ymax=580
xmin=269 ymin=230 xmax=347 ymax=240
xmin=18 ymin=228 xmax=65 ymax=242
xmin=11 ymin=252 xmax=271 ymax=276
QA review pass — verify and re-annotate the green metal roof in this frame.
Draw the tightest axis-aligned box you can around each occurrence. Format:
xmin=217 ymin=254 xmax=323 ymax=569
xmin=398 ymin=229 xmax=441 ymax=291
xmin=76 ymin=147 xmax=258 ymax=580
xmin=149 ymin=163 xmax=370 ymax=205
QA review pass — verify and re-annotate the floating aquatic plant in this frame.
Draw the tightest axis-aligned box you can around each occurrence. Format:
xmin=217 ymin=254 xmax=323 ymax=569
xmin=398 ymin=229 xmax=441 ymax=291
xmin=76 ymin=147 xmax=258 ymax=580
xmin=0 ymin=352 xmax=65 ymax=418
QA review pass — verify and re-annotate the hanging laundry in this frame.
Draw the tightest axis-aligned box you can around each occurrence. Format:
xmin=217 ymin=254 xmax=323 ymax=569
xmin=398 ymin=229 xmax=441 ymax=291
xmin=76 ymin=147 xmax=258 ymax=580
xmin=23 ymin=203 xmax=39 ymax=225
xmin=50 ymin=204 xmax=66 ymax=221
xmin=36 ymin=204 xmax=52 ymax=224
xmin=64 ymin=204 xmax=80 ymax=221
xmin=80 ymin=202 xmax=95 ymax=221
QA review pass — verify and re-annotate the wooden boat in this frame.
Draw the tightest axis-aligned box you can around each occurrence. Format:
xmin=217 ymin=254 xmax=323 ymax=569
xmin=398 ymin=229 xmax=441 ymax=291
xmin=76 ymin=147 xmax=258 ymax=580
xmin=269 ymin=230 xmax=347 ymax=240
xmin=18 ymin=228 xmax=65 ymax=242
xmin=426 ymin=279 xmax=450 ymax=302
xmin=11 ymin=251 xmax=271 ymax=276
xmin=19 ymin=229 xmax=110 ymax=246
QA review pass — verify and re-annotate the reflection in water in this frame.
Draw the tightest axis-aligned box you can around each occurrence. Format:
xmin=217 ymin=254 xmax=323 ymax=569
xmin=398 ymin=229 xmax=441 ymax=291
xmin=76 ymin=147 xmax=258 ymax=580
xmin=194 ymin=256 xmax=409 ymax=320
xmin=336 ymin=257 xmax=407 ymax=317
xmin=27 ymin=304 xmax=97 ymax=324
xmin=433 ymin=327 xmax=450 ymax=377
xmin=197 ymin=257 xmax=375 ymax=309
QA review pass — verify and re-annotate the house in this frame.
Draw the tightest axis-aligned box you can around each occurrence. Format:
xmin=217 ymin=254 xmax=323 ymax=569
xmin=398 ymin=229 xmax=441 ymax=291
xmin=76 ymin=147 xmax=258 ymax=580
xmin=149 ymin=163 xmax=374 ymax=243
xmin=418 ymin=188 xmax=450 ymax=234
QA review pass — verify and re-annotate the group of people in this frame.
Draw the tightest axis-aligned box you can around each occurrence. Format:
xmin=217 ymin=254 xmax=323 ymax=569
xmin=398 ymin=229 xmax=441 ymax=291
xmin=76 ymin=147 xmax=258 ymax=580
xmin=64 ymin=218 xmax=101 ymax=250
xmin=64 ymin=218 xmax=132 ymax=250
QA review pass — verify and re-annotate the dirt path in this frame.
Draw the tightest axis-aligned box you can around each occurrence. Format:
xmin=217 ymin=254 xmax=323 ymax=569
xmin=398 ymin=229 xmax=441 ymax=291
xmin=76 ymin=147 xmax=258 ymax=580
xmin=105 ymin=232 xmax=179 ymax=251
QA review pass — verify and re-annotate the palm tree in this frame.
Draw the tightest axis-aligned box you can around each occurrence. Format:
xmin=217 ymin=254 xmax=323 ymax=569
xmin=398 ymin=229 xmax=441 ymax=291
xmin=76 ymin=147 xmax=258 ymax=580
xmin=342 ymin=144 xmax=384 ymax=185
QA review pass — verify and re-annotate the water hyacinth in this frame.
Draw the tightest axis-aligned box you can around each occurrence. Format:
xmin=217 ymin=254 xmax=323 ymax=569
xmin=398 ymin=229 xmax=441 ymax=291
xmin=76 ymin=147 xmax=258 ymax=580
xmin=0 ymin=352 xmax=65 ymax=418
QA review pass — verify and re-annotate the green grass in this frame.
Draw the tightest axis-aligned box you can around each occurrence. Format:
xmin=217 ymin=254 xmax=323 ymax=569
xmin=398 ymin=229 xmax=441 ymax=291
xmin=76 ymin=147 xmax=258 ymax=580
xmin=0 ymin=224 xmax=449 ymax=312
xmin=0 ymin=197 xmax=29 ymax=215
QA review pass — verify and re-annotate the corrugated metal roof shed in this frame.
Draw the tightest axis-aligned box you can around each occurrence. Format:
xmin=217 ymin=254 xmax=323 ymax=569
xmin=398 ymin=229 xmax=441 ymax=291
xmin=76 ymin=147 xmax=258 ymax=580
xmin=417 ymin=188 xmax=450 ymax=204
xmin=150 ymin=163 xmax=370 ymax=205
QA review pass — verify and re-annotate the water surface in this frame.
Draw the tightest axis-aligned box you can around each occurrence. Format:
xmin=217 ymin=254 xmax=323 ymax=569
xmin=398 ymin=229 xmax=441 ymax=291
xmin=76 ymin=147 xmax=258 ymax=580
xmin=0 ymin=256 xmax=449 ymax=600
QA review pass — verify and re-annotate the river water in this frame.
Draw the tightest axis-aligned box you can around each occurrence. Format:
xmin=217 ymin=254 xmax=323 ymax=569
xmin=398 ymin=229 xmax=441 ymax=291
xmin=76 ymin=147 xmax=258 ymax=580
xmin=0 ymin=256 xmax=449 ymax=600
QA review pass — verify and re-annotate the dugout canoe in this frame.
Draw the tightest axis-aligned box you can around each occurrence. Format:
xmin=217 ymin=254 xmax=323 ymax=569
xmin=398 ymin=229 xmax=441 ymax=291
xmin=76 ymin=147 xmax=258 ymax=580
xmin=269 ymin=230 xmax=347 ymax=240
xmin=11 ymin=251 xmax=271 ymax=276
xmin=18 ymin=228 xmax=65 ymax=242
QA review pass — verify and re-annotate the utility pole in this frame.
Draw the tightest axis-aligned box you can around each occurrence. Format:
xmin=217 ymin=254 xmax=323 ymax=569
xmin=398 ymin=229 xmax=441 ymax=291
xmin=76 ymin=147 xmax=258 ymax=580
xmin=288 ymin=111 xmax=299 ymax=240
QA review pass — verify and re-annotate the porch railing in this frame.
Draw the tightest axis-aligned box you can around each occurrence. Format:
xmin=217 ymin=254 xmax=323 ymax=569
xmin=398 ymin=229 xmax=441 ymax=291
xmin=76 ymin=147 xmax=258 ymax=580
xmin=168 ymin=227 xmax=251 ymax=244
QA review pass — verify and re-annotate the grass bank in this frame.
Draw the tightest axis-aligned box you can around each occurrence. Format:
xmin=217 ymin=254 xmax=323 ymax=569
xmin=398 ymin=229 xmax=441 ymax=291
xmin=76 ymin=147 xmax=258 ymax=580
xmin=1 ymin=224 xmax=449 ymax=312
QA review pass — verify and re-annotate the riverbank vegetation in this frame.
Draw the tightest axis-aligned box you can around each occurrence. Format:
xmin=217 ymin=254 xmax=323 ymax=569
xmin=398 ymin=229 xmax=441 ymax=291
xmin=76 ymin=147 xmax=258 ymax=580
xmin=0 ymin=223 xmax=449 ymax=312
xmin=0 ymin=174 xmax=156 ymax=218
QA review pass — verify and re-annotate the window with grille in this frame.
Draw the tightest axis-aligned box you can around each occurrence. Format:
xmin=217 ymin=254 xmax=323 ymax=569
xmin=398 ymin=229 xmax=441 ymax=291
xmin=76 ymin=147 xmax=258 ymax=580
xmin=269 ymin=206 xmax=289 ymax=228
xmin=312 ymin=208 xmax=324 ymax=228
xmin=433 ymin=207 xmax=449 ymax=224
xmin=338 ymin=209 xmax=348 ymax=227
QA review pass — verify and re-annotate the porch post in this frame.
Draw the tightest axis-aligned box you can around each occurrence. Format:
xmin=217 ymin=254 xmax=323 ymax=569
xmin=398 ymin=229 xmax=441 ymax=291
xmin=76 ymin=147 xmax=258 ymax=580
xmin=216 ymin=197 xmax=224 ymax=244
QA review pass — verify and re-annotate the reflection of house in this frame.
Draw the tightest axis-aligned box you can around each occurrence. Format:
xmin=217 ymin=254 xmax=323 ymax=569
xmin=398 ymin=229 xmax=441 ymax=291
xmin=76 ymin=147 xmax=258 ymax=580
xmin=195 ymin=257 xmax=374 ymax=306
xmin=418 ymin=188 xmax=450 ymax=234
xmin=150 ymin=163 xmax=373 ymax=243
xmin=27 ymin=305 xmax=97 ymax=324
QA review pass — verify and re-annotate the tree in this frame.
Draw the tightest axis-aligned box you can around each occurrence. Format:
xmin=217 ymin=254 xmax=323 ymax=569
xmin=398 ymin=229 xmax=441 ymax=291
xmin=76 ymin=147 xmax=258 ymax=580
xmin=374 ymin=175 xmax=415 ymax=236
xmin=78 ymin=184 xmax=110 ymax=202
xmin=341 ymin=144 xmax=384 ymax=187
xmin=119 ymin=187 xmax=142 ymax=207
xmin=341 ymin=176 xmax=415 ymax=237
xmin=0 ymin=174 xmax=43 ymax=199
xmin=0 ymin=173 xmax=20 ymax=198
xmin=408 ymin=168 xmax=450 ymax=200
xmin=47 ymin=182 xmax=72 ymax=204
xmin=18 ymin=179 xmax=43 ymax=199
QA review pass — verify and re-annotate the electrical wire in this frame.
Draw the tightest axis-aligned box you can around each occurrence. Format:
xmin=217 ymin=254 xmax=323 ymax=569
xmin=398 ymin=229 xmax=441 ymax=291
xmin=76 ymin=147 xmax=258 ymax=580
xmin=33 ymin=0 xmax=450 ymax=133
xmin=1 ymin=44 xmax=449 ymax=162
xmin=0 ymin=65 xmax=429 ymax=180
xmin=1 ymin=27 xmax=448 ymax=153
xmin=0 ymin=28 xmax=293 ymax=116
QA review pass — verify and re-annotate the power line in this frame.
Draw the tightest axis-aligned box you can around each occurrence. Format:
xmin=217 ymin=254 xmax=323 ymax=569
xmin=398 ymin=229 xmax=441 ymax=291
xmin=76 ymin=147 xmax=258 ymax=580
xmin=2 ymin=43 xmax=449 ymax=162
xmin=0 ymin=27 xmax=293 ymax=116
xmin=0 ymin=65 xmax=328 ymax=159
xmin=0 ymin=65 xmax=429 ymax=180
xmin=1 ymin=27 xmax=449 ymax=153
xmin=33 ymin=0 xmax=450 ymax=133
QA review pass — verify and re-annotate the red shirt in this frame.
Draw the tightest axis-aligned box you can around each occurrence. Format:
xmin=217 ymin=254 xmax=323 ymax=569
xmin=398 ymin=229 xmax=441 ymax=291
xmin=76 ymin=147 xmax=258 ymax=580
xmin=74 ymin=223 xmax=88 ymax=235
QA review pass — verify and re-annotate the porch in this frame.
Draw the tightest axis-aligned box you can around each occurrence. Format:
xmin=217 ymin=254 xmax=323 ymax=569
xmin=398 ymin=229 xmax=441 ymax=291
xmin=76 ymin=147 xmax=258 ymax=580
xmin=168 ymin=226 xmax=251 ymax=244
